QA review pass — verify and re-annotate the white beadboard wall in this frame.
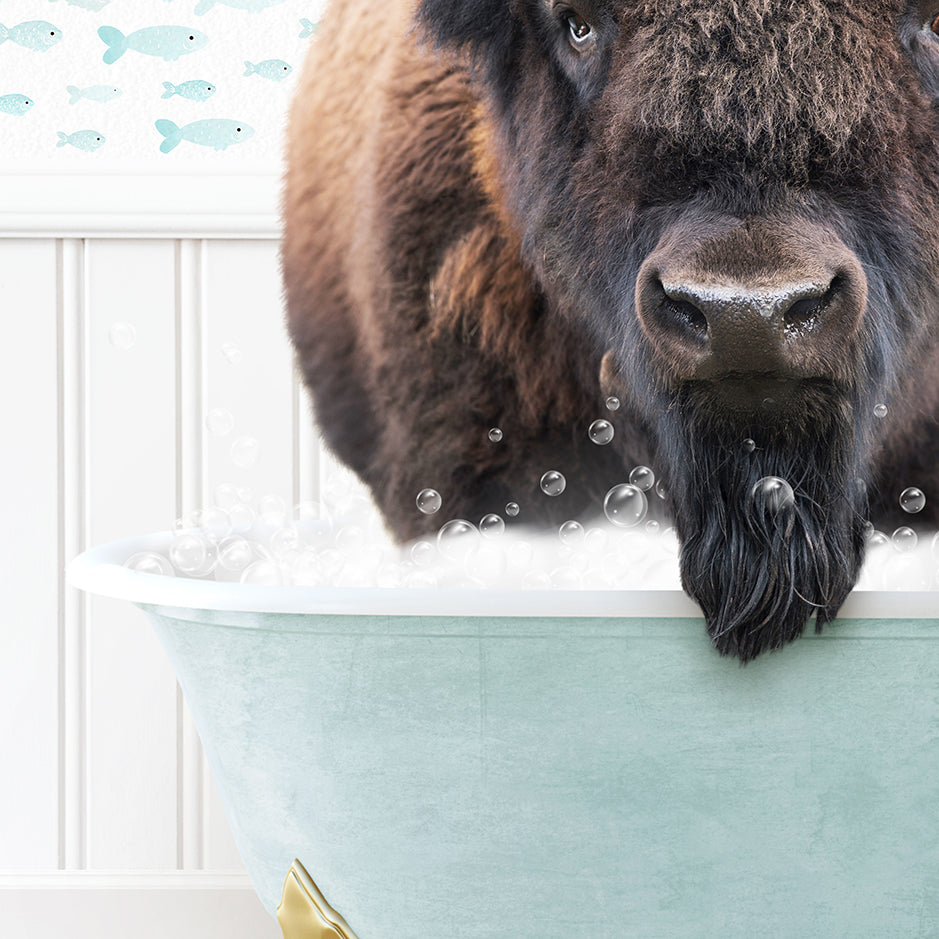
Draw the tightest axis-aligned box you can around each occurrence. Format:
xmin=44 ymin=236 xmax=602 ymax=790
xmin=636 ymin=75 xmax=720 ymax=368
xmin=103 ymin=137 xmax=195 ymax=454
xmin=0 ymin=171 xmax=355 ymax=939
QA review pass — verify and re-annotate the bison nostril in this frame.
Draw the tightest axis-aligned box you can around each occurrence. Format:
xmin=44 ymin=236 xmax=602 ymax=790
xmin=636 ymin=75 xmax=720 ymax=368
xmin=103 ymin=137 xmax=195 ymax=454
xmin=656 ymin=279 xmax=709 ymax=339
xmin=666 ymin=296 xmax=708 ymax=334
xmin=783 ymin=276 xmax=840 ymax=330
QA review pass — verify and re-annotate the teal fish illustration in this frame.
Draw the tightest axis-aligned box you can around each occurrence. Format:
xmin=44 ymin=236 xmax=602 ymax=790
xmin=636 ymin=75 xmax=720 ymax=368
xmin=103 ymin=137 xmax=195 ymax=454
xmin=98 ymin=25 xmax=207 ymax=64
xmin=243 ymin=59 xmax=292 ymax=82
xmin=162 ymin=80 xmax=216 ymax=101
xmin=0 ymin=94 xmax=34 ymax=116
xmin=155 ymin=118 xmax=253 ymax=153
xmin=299 ymin=18 xmax=318 ymax=39
xmin=50 ymin=0 xmax=110 ymax=10
xmin=0 ymin=21 xmax=63 ymax=52
xmin=67 ymin=85 xmax=122 ymax=105
xmin=194 ymin=0 xmax=284 ymax=14
xmin=57 ymin=129 xmax=105 ymax=152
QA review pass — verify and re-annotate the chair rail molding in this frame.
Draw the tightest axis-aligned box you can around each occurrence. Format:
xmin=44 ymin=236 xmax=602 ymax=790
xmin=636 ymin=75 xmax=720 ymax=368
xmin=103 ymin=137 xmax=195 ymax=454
xmin=0 ymin=169 xmax=281 ymax=239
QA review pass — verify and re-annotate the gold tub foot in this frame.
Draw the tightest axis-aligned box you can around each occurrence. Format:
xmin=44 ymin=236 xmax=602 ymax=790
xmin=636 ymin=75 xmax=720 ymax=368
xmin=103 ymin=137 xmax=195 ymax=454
xmin=277 ymin=859 xmax=360 ymax=939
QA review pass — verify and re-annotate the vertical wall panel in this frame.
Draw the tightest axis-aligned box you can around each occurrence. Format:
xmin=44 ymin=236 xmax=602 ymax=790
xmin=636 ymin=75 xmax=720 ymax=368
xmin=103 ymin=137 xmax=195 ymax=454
xmin=84 ymin=240 xmax=179 ymax=869
xmin=0 ymin=240 xmax=60 ymax=869
xmin=202 ymin=240 xmax=295 ymax=508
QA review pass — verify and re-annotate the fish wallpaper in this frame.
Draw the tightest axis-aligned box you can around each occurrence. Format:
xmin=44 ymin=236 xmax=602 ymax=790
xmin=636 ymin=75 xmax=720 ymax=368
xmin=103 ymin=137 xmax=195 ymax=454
xmin=0 ymin=0 xmax=325 ymax=170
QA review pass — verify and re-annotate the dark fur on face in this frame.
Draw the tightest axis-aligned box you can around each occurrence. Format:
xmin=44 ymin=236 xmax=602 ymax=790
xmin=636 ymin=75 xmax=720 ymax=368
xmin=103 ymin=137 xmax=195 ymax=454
xmin=656 ymin=390 xmax=870 ymax=661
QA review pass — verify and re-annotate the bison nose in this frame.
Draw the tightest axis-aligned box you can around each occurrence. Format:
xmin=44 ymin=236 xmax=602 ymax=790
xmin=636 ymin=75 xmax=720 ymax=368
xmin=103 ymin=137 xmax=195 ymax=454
xmin=635 ymin=221 xmax=867 ymax=385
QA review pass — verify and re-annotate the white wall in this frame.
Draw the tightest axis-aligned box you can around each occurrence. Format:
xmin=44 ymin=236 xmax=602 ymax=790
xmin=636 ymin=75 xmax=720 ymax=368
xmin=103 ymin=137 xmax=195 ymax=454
xmin=0 ymin=173 xmax=355 ymax=938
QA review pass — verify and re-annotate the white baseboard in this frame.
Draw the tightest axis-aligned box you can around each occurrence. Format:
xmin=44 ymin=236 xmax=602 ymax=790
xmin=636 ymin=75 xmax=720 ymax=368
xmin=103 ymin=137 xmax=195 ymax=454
xmin=0 ymin=872 xmax=281 ymax=939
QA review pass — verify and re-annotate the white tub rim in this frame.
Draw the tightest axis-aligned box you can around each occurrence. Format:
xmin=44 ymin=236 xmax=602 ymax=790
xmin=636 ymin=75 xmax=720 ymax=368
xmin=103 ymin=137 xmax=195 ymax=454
xmin=67 ymin=529 xmax=939 ymax=620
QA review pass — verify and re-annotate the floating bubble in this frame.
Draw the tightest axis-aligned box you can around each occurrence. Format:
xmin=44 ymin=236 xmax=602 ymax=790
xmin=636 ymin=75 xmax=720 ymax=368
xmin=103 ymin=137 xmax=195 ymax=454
xmin=762 ymin=397 xmax=775 ymax=410
xmin=436 ymin=519 xmax=481 ymax=563
xmin=479 ymin=513 xmax=505 ymax=538
xmin=169 ymin=531 xmax=209 ymax=574
xmin=205 ymin=408 xmax=234 ymax=437
xmin=558 ymin=520 xmax=585 ymax=546
xmin=293 ymin=500 xmax=324 ymax=523
xmin=550 ymin=566 xmax=583 ymax=589
xmin=240 ymin=559 xmax=285 ymax=586
xmin=221 ymin=341 xmax=243 ymax=365
xmin=603 ymin=483 xmax=648 ymax=528
xmin=416 ymin=488 xmax=442 ymax=515
xmin=588 ymin=419 xmax=614 ymax=445
xmin=317 ymin=548 xmax=346 ymax=581
xmin=505 ymin=502 xmax=520 ymax=517
xmin=899 ymin=487 xmax=926 ymax=514
xmin=507 ymin=539 xmax=533 ymax=569
xmin=741 ymin=438 xmax=756 ymax=454
xmin=336 ymin=525 xmax=365 ymax=552
xmin=750 ymin=476 xmax=795 ymax=515
xmin=866 ymin=529 xmax=889 ymax=548
xmin=488 ymin=427 xmax=503 ymax=443
xmin=645 ymin=520 xmax=660 ymax=535
xmin=629 ymin=466 xmax=655 ymax=492
xmin=410 ymin=540 xmax=436 ymax=567
xmin=892 ymin=526 xmax=918 ymax=553
xmin=124 ymin=551 xmax=173 ymax=576
xmin=605 ymin=396 xmax=620 ymax=411
xmin=108 ymin=321 xmax=136 ymax=350
xmin=874 ymin=403 xmax=887 ymax=419
xmin=654 ymin=480 xmax=667 ymax=500
xmin=231 ymin=436 xmax=260 ymax=468
xmin=540 ymin=470 xmax=566 ymax=497
xmin=195 ymin=506 xmax=231 ymax=543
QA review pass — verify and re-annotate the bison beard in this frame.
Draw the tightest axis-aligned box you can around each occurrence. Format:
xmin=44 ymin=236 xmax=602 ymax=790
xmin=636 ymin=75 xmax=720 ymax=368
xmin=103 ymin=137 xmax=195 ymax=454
xmin=660 ymin=396 xmax=868 ymax=662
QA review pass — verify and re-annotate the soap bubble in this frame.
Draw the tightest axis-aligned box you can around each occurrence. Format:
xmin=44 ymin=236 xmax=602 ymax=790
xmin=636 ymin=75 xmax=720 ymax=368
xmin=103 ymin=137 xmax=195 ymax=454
xmin=654 ymin=480 xmax=667 ymax=500
xmin=488 ymin=427 xmax=503 ymax=442
xmin=507 ymin=540 xmax=533 ymax=569
xmin=228 ymin=502 xmax=256 ymax=532
xmin=603 ymin=483 xmax=648 ymax=528
xmin=605 ymin=396 xmax=620 ymax=411
xmin=205 ymin=408 xmax=234 ymax=437
xmin=505 ymin=502 xmax=520 ymax=517
xmin=221 ymin=341 xmax=242 ymax=365
xmin=316 ymin=548 xmax=346 ymax=581
xmin=540 ymin=470 xmax=566 ymax=497
xmin=336 ymin=525 xmax=365 ymax=552
xmin=436 ymin=518 xmax=480 ymax=562
xmin=410 ymin=540 xmax=436 ymax=567
xmin=750 ymin=476 xmax=795 ymax=515
xmin=551 ymin=566 xmax=583 ymax=589
xmin=874 ymin=403 xmax=887 ymax=418
xmin=892 ymin=527 xmax=918 ymax=553
xmin=124 ymin=551 xmax=173 ymax=576
xmin=588 ymin=419 xmax=614 ymax=445
xmin=194 ymin=506 xmax=231 ymax=544
xmin=240 ymin=559 xmax=285 ymax=586
xmin=479 ymin=513 xmax=505 ymax=538
xmin=584 ymin=527 xmax=609 ymax=554
xmin=169 ymin=532 xmax=209 ymax=574
xmin=270 ymin=526 xmax=302 ymax=558
xmin=108 ymin=321 xmax=136 ymax=350
xmin=558 ymin=520 xmax=585 ymax=546
xmin=741 ymin=438 xmax=756 ymax=454
xmin=522 ymin=570 xmax=552 ymax=589
xmin=214 ymin=482 xmax=241 ymax=510
xmin=899 ymin=487 xmax=926 ymax=514
xmin=405 ymin=569 xmax=438 ymax=589
xmin=629 ymin=466 xmax=655 ymax=492
xmin=231 ymin=436 xmax=260 ymax=468
xmin=259 ymin=493 xmax=287 ymax=525
xmin=645 ymin=520 xmax=660 ymax=535
xmin=217 ymin=536 xmax=253 ymax=572
xmin=866 ymin=529 xmax=889 ymax=548
xmin=416 ymin=488 xmax=442 ymax=515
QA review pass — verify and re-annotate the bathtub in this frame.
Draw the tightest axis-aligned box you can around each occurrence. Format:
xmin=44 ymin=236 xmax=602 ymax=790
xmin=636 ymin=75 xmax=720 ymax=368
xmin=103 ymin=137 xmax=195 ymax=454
xmin=69 ymin=528 xmax=939 ymax=938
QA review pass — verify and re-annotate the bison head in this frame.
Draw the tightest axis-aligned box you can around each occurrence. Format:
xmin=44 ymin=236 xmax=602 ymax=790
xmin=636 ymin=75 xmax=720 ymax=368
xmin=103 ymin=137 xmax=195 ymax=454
xmin=417 ymin=0 xmax=939 ymax=659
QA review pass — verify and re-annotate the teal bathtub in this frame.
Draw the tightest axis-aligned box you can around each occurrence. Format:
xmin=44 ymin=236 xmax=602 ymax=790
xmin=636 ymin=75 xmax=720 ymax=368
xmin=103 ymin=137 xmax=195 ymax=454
xmin=70 ymin=531 xmax=939 ymax=938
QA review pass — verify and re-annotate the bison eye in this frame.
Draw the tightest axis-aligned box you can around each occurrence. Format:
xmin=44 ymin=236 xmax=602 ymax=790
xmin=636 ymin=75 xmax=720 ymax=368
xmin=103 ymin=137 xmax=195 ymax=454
xmin=565 ymin=11 xmax=593 ymax=46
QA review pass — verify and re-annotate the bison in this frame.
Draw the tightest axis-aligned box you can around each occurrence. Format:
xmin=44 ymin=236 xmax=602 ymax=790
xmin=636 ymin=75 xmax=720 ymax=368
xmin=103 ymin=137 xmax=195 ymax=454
xmin=282 ymin=0 xmax=939 ymax=660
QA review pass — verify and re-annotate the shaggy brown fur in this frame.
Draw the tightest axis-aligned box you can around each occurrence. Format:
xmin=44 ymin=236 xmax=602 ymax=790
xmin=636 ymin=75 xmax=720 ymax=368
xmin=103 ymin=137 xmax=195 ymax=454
xmin=283 ymin=0 xmax=939 ymax=659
